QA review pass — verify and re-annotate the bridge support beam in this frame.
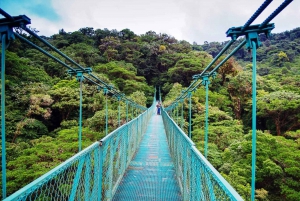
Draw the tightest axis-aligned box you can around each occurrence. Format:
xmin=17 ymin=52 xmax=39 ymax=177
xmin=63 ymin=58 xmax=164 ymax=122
xmin=188 ymin=91 xmax=192 ymax=139
xmin=98 ymin=142 xmax=104 ymax=201
xmin=227 ymin=23 xmax=274 ymax=201
xmin=0 ymin=13 xmax=30 ymax=199
xmin=116 ymin=95 xmax=121 ymax=127
xmin=180 ymin=99 xmax=184 ymax=129
xmin=1 ymin=33 xmax=7 ymax=200
xmin=68 ymin=68 xmax=92 ymax=152
xmin=131 ymin=103 xmax=134 ymax=120
xmin=104 ymin=87 xmax=109 ymax=136
xmin=175 ymin=103 xmax=179 ymax=125
xmin=126 ymin=100 xmax=129 ymax=122
xmin=180 ymin=99 xmax=184 ymax=130
xmin=201 ymin=74 xmax=210 ymax=159
xmin=251 ymin=40 xmax=258 ymax=201
xmin=78 ymin=74 xmax=83 ymax=151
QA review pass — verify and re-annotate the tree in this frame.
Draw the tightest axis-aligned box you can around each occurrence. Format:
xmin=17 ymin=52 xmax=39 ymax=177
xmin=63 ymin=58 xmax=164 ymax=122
xmin=93 ymin=61 xmax=151 ymax=95
xmin=167 ymin=51 xmax=212 ymax=86
xmin=216 ymin=56 xmax=242 ymax=86
xmin=129 ymin=91 xmax=147 ymax=107
xmin=272 ymin=51 xmax=289 ymax=67
xmin=86 ymin=109 xmax=119 ymax=133
xmin=193 ymin=87 xmax=232 ymax=114
xmin=257 ymin=91 xmax=300 ymax=135
xmin=163 ymin=83 xmax=183 ymax=107
xmin=221 ymin=131 xmax=300 ymax=200
xmin=63 ymin=43 xmax=101 ymax=66
xmin=119 ymin=41 xmax=142 ymax=63
xmin=79 ymin=27 xmax=95 ymax=37
xmin=49 ymin=79 xmax=80 ymax=121
xmin=27 ymin=94 xmax=54 ymax=119
xmin=120 ymin=28 xmax=136 ymax=41
xmin=193 ymin=107 xmax=243 ymax=151
xmin=6 ymin=127 xmax=102 ymax=196
xmin=227 ymin=71 xmax=259 ymax=119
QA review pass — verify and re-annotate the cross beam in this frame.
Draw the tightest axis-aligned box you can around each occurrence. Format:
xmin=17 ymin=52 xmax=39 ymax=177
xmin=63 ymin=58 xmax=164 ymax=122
xmin=0 ymin=14 xmax=31 ymax=27
xmin=226 ymin=23 xmax=274 ymax=49
xmin=0 ymin=13 xmax=31 ymax=41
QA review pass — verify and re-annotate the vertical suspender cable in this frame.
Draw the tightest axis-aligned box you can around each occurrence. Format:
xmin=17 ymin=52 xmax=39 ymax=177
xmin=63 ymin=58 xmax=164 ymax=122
xmin=189 ymin=94 xmax=192 ymax=138
xmin=126 ymin=101 xmax=128 ymax=123
xmin=251 ymin=41 xmax=257 ymax=201
xmin=118 ymin=98 xmax=121 ymax=127
xmin=181 ymin=100 xmax=184 ymax=129
xmin=176 ymin=104 xmax=179 ymax=125
xmin=1 ymin=33 xmax=7 ymax=199
xmin=104 ymin=88 xmax=108 ymax=136
xmin=78 ymin=74 xmax=83 ymax=151
xmin=204 ymin=78 xmax=209 ymax=158
xmin=131 ymin=104 xmax=134 ymax=120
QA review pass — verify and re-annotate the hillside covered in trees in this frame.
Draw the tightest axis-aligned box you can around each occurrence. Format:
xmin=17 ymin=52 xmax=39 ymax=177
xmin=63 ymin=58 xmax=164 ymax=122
xmin=1 ymin=26 xmax=300 ymax=200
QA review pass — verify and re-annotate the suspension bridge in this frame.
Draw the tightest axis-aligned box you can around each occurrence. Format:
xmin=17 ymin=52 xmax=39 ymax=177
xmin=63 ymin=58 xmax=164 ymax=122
xmin=0 ymin=0 xmax=294 ymax=200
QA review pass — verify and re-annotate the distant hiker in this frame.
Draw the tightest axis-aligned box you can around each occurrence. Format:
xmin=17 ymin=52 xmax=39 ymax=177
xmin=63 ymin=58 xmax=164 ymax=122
xmin=156 ymin=102 xmax=161 ymax=115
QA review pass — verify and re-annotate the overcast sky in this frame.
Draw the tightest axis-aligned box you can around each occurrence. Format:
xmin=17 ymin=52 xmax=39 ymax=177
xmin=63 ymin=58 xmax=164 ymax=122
xmin=1 ymin=0 xmax=299 ymax=44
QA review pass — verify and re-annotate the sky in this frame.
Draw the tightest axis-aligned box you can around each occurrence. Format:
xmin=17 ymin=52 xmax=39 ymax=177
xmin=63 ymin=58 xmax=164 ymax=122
xmin=1 ymin=0 xmax=299 ymax=44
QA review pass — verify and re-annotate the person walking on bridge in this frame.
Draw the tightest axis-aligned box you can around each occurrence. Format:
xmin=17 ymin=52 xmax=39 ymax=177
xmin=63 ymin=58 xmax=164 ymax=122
xmin=156 ymin=101 xmax=161 ymax=115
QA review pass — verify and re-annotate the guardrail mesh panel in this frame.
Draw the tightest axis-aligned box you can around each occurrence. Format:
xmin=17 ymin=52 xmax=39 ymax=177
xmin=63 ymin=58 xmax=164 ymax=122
xmin=5 ymin=106 xmax=154 ymax=201
xmin=162 ymin=109 xmax=243 ymax=201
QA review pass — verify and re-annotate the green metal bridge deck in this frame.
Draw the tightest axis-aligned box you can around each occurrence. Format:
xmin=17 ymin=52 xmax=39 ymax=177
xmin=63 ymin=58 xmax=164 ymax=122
xmin=113 ymin=114 xmax=182 ymax=200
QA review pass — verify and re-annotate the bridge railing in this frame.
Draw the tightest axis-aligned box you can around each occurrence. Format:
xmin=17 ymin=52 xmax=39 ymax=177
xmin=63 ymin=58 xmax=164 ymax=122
xmin=4 ymin=104 xmax=154 ymax=201
xmin=162 ymin=109 xmax=244 ymax=201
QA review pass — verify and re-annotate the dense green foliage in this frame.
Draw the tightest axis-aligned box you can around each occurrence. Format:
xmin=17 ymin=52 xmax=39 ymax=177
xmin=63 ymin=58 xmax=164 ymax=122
xmin=164 ymin=29 xmax=300 ymax=201
xmin=1 ymin=26 xmax=299 ymax=200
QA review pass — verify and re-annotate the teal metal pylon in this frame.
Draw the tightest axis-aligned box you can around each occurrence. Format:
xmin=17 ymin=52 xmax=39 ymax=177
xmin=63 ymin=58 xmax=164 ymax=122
xmin=68 ymin=68 xmax=92 ymax=152
xmin=0 ymin=13 xmax=31 ymax=199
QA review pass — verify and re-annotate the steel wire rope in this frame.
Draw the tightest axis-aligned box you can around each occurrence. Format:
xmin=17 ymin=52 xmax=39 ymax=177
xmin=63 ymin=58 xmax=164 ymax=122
xmin=241 ymin=0 xmax=273 ymax=31
xmin=13 ymin=32 xmax=146 ymax=111
xmin=0 ymin=7 xmax=147 ymax=110
xmin=14 ymin=32 xmax=147 ymax=129
xmin=259 ymin=0 xmax=293 ymax=28
xmin=22 ymin=26 xmax=86 ymax=71
xmin=165 ymin=0 xmax=291 ymax=109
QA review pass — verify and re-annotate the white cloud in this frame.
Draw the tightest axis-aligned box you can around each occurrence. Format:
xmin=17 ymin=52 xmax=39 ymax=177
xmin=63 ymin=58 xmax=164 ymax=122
xmin=48 ymin=0 xmax=185 ymax=38
xmin=175 ymin=0 xmax=300 ymax=43
xmin=2 ymin=0 xmax=299 ymax=43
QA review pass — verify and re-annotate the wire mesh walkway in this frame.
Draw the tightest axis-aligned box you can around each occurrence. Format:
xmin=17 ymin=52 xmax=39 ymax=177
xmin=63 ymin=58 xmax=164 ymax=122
xmin=113 ymin=113 xmax=182 ymax=200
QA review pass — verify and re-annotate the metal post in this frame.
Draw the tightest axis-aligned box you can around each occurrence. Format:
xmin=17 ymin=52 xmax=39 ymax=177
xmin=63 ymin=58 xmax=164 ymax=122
xmin=251 ymin=41 xmax=257 ymax=201
xmin=203 ymin=75 xmax=210 ymax=158
xmin=67 ymin=68 xmax=91 ymax=151
xmin=97 ymin=145 xmax=104 ymax=201
xmin=126 ymin=101 xmax=128 ymax=122
xmin=131 ymin=104 xmax=134 ymax=120
xmin=69 ymin=158 xmax=85 ymax=201
xmin=78 ymin=74 xmax=83 ymax=152
xmin=84 ymin=157 xmax=91 ymax=200
xmin=188 ymin=91 xmax=192 ymax=138
xmin=181 ymin=100 xmax=184 ymax=129
xmin=104 ymin=88 xmax=108 ymax=136
xmin=117 ymin=97 xmax=121 ymax=127
xmin=176 ymin=103 xmax=179 ymax=125
xmin=1 ymin=33 xmax=7 ymax=199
